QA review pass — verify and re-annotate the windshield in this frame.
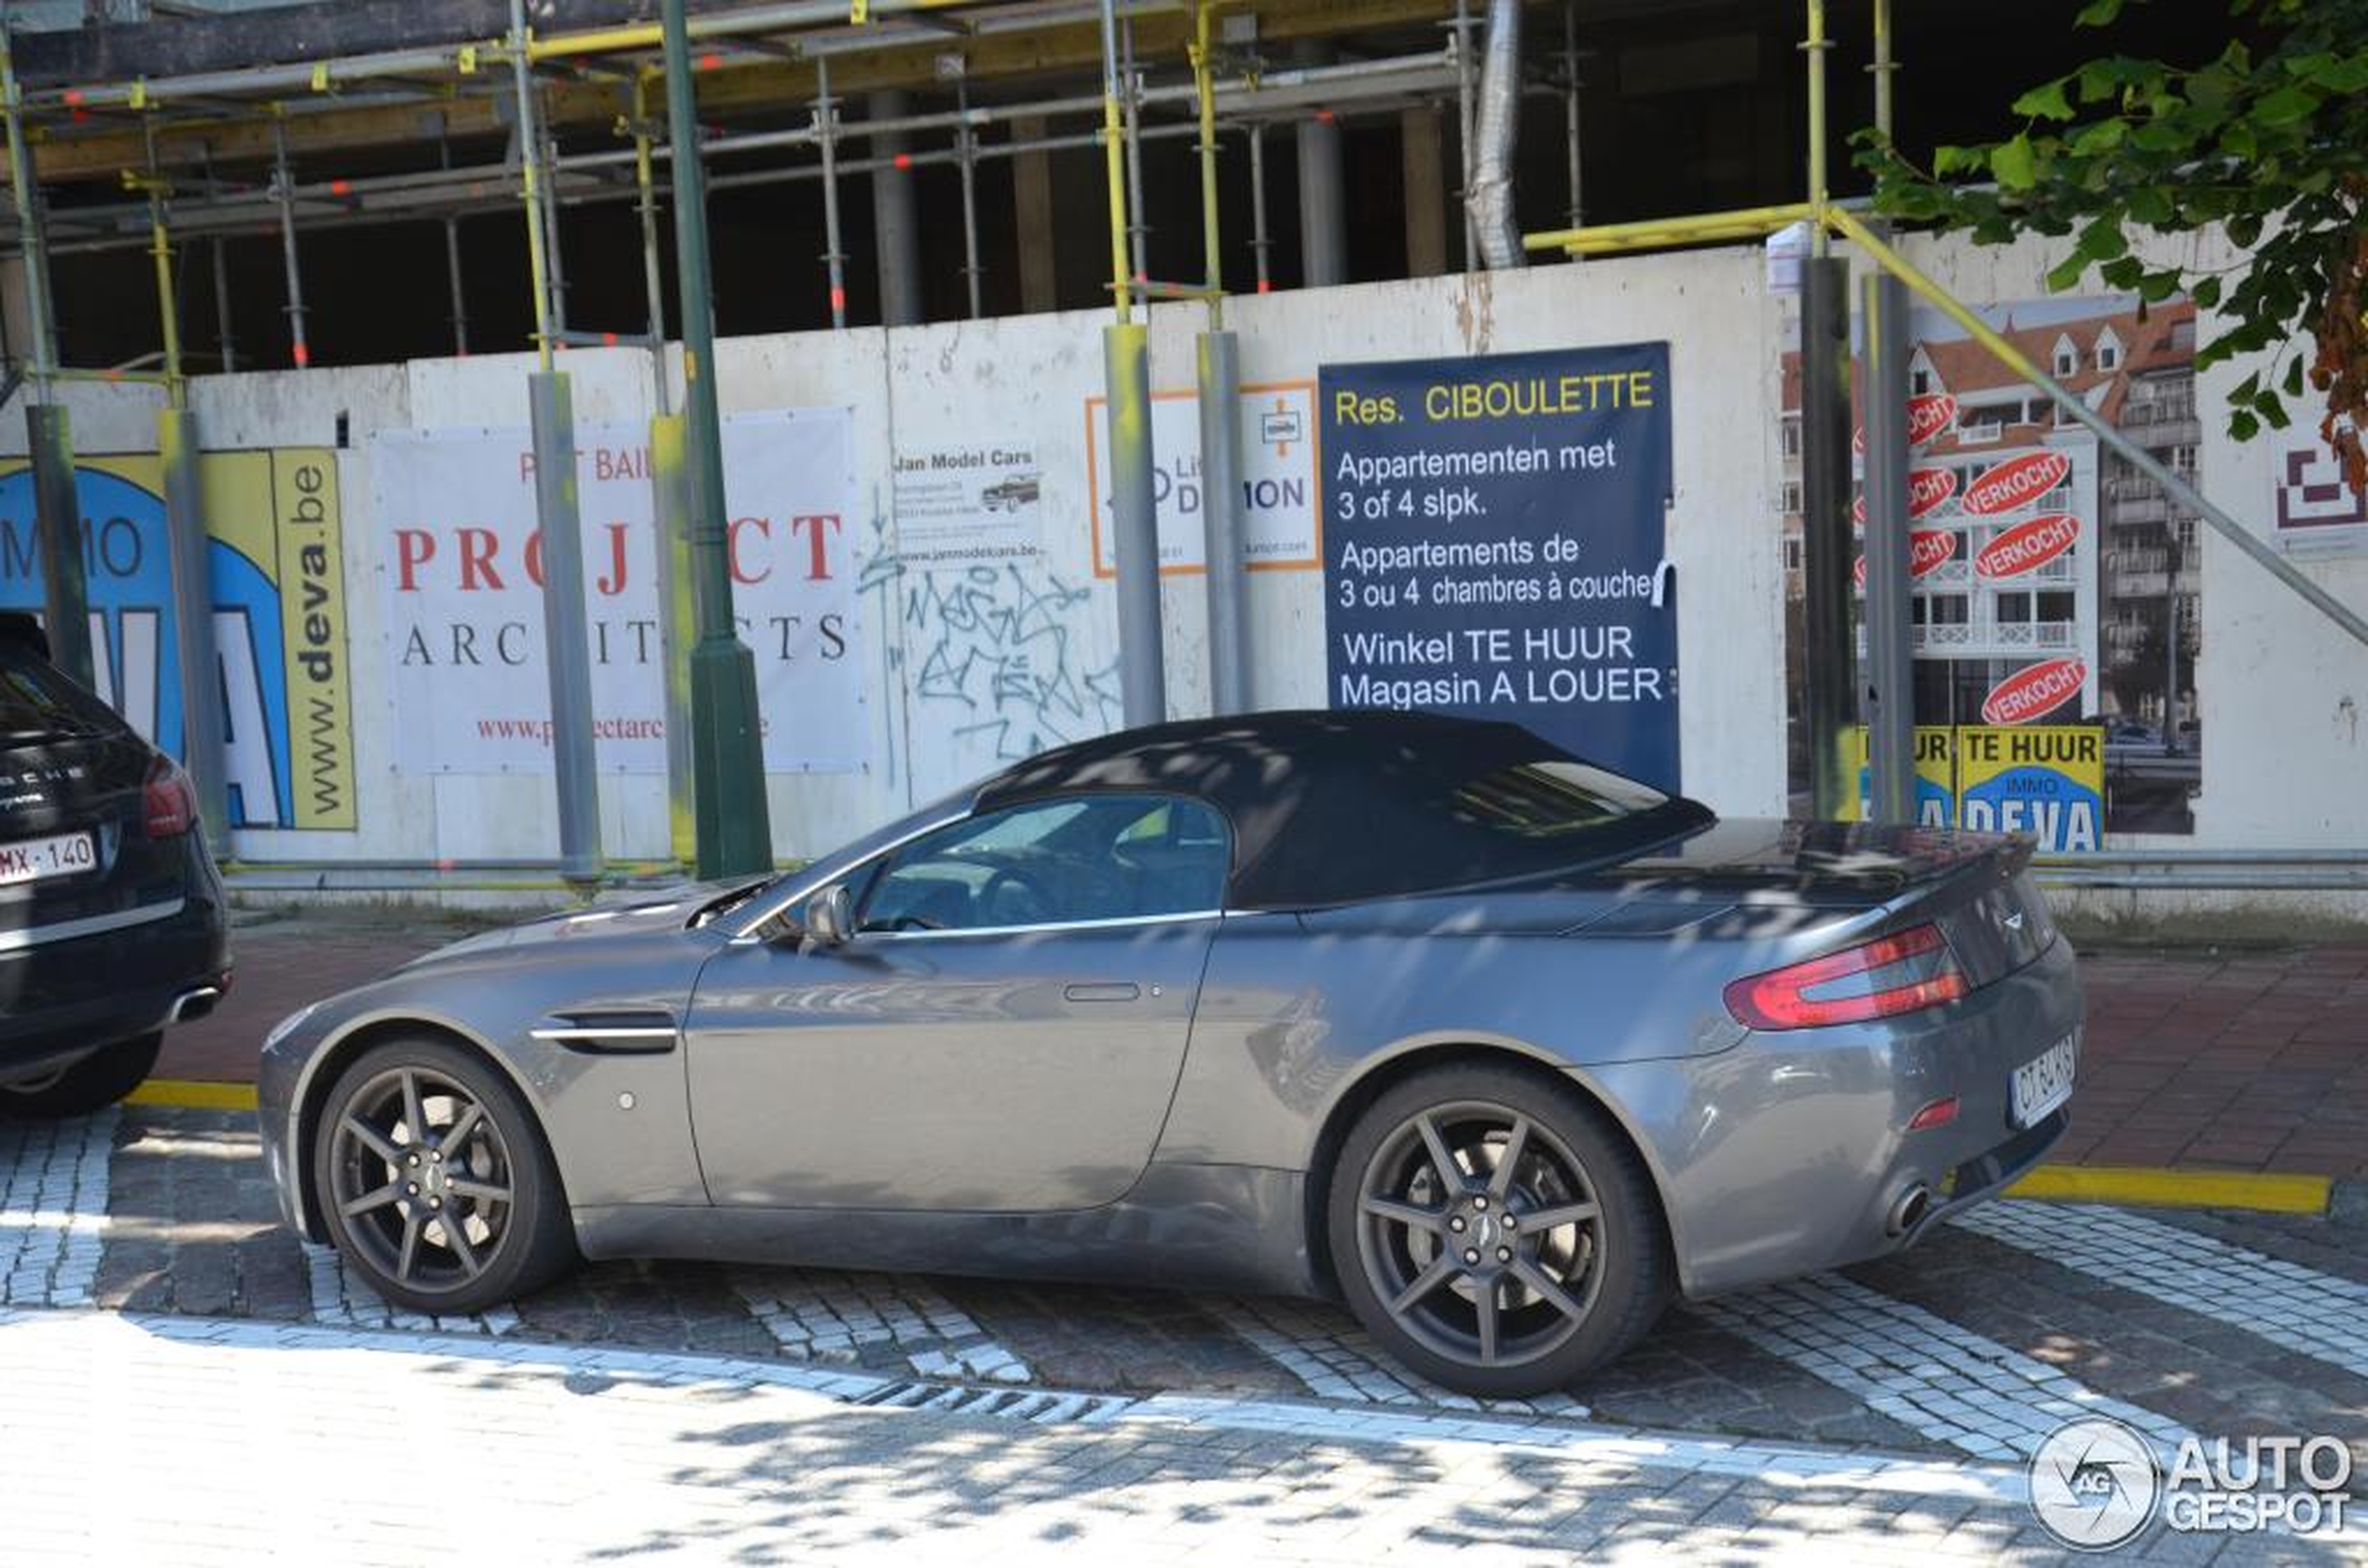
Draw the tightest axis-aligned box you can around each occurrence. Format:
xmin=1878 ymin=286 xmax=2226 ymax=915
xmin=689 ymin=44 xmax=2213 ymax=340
xmin=0 ymin=643 xmax=117 ymax=742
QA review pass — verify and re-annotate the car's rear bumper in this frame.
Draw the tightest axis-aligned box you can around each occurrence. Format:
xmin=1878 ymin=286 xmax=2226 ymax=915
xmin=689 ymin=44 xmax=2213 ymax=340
xmin=0 ymin=839 xmax=230 ymax=1083
xmin=1588 ymin=933 xmax=2085 ymax=1300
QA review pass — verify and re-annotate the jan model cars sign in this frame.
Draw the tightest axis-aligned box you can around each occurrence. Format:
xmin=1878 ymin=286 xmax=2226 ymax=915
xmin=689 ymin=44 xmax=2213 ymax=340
xmin=1319 ymin=344 xmax=1679 ymax=791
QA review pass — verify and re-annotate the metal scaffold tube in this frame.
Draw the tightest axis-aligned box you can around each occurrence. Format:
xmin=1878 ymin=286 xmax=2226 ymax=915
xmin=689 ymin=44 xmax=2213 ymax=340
xmin=816 ymin=57 xmax=847 ymax=328
xmin=1247 ymin=121 xmax=1271 ymax=293
xmin=439 ymin=124 xmax=470 ymax=356
xmin=2 ymin=16 xmax=91 ymax=689
xmin=1121 ymin=12 xmax=1149 ymax=283
xmin=270 ymin=117 xmax=310 ymax=367
xmin=1099 ymin=0 xmax=1163 ymax=727
xmin=869 ymin=88 xmax=921 ymax=327
xmin=1192 ymin=1 xmax=1246 ymax=716
xmin=955 ymin=76 xmax=984 ymax=320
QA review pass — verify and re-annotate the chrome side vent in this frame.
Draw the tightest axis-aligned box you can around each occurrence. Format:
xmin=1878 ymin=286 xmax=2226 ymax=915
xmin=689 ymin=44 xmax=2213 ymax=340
xmin=529 ymin=1011 xmax=679 ymax=1054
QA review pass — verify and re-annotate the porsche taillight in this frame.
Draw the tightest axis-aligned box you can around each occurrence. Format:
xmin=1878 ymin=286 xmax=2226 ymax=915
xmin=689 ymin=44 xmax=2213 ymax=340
xmin=143 ymin=757 xmax=199 ymax=837
xmin=1723 ymin=923 xmax=1968 ymax=1031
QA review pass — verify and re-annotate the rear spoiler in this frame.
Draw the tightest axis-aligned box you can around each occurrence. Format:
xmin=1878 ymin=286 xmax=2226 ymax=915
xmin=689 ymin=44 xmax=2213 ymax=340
xmin=0 ymin=611 xmax=48 ymax=661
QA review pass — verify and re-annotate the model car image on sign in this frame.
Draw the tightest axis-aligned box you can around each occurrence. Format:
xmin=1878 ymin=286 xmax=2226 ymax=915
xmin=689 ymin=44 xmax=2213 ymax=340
xmin=0 ymin=612 xmax=231 ymax=1119
xmin=258 ymin=710 xmax=2081 ymax=1397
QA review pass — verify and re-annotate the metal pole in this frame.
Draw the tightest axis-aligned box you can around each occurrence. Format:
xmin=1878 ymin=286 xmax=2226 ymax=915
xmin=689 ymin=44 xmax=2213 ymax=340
xmin=869 ymin=88 xmax=922 ymax=326
xmin=2164 ymin=535 xmax=2181 ymax=738
xmin=817 ymin=58 xmax=847 ymax=329
xmin=1860 ymin=270 xmax=1915 ymax=825
xmin=1830 ymin=206 xmax=2368 ymax=653
xmin=3 ymin=23 xmax=91 ymax=689
xmin=440 ymin=125 xmax=469 ymax=356
xmin=143 ymin=133 xmax=229 ymax=843
xmin=1800 ymin=255 xmax=1854 ymax=818
xmin=636 ymin=75 xmax=695 ymax=866
xmin=1870 ymin=0 xmax=1895 ymax=142
xmin=1453 ymin=0 xmax=1480 ymax=270
xmin=1804 ymin=0 xmax=1829 ymax=258
xmin=1121 ymin=13 xmax=1149 ymax=285
xmin=1100 ymin=0 xmax=1163 ymax=727
xmin=211 ymin=238 xmax=237 ymax=371
xmin=1295 ymin=41 xmax=1346 ymax=288
xmin=270 ymin=117 xmax=310 ymax=366
xmin=512 ymin=0 xmax=602 ymax=887
xmin=956 ymin=76 xmax=983 ymax=320
xmin=1563 ymin=1 xmax=1583 ymax=229
xmin=664 ymin=0 xmax=773 ymax=877
xmin=540 ymin=106 xmax=570 ymax=341
xmin=1198 ymin=332 xmax=1246 ymax=715
xmin=1247 ymin=123 xmax=1272 ymax=293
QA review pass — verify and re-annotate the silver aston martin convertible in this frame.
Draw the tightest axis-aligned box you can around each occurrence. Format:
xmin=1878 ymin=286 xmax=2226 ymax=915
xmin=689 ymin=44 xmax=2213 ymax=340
xmin=260 ymin=710 xmax=2081 ymax=1396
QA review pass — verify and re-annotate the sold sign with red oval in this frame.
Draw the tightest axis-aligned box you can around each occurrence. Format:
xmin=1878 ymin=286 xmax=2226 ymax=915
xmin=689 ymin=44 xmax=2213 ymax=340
xmin=1852 ymin=530 xmax=1957 ymax=586
xmin=1907 ymin=468 xmax=1958 ymax=520
xmin=1907 ymin=392 xmax=1958 ymax=447
xmin=1981 ymin=656 xmax=2087 ymax=725
xmin=1976 ymin=512 xmax=2081 ymax=580
xmin=1962 ymin=450 xmax=2070 ymax=516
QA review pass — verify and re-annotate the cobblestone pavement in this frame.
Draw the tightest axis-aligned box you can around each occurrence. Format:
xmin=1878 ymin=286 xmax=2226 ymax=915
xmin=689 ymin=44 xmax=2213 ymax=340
xmin=5 ymin=1107 xmax=2367 ymax=1563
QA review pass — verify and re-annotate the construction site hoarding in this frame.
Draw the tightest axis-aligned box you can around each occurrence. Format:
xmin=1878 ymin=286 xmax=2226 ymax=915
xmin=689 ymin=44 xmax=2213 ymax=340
xmin=372 ymin=409 xmax=864 ymax=777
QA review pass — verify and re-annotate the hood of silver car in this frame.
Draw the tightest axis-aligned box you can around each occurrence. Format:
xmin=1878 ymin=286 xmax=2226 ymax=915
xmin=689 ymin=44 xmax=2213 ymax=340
xmin=406 ymin=879 xmax=769 ymax=967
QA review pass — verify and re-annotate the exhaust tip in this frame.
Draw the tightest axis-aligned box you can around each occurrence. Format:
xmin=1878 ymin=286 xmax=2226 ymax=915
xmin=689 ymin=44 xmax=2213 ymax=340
xmin=1886 ymin=1183 xmax=1933 ymax=1238
xmin=170 ymin=985 xmax=221 ymax=1025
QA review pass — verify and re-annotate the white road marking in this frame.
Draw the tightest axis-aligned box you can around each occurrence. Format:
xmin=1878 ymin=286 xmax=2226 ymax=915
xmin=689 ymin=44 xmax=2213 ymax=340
xmin=1696 ymin=1272 xmax=2196 ymax=1462
xmin=1951 ymin=1199 xmax=2368 ymax=1380
xmin=733 ymin=1266 xmax=1034 ymax=1383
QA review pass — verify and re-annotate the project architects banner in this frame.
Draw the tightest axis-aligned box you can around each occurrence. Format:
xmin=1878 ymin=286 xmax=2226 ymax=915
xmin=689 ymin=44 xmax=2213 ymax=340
xmin=1319 ymin=344 xmax=1680 ymax=790
xmin=375 ymin=410 xmax=864 ymax=776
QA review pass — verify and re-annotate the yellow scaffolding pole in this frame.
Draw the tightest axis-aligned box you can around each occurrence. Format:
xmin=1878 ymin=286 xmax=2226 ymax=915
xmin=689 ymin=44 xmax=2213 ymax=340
xmin=1523 ymin=201 xmax=1817 ymax=258
xmin=1193 ymin=0 xmax=1222 ymax=327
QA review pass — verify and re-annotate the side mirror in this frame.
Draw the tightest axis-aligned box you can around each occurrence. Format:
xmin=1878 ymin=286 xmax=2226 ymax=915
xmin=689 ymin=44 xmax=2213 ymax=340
xmin=804 ymin=884 xmax=855 ymax=947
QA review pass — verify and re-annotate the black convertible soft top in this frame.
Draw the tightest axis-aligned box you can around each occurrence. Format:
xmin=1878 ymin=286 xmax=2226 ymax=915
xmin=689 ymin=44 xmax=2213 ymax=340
xmin=972 ymin=709 xmax=1706 ymax=909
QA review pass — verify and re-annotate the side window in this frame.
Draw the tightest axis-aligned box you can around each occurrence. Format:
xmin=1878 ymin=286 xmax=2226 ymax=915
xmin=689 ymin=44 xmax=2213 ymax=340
xmin=858 ymin=795 xmax=1229 ymax=934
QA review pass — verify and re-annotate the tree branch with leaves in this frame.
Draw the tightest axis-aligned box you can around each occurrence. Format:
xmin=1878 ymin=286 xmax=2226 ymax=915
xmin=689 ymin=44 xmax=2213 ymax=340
xmin=1855 ymin=0 xmax=2368 ymax=491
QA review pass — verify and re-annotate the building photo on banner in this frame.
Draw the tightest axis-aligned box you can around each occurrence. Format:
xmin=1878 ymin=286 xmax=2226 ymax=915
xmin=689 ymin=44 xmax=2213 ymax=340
xmin=1318 ymin=343 xmax=1681 ymax=792
xmin=0 ymin=449 xmax=355 ymax=832
xmin=1782 ymin=293 xmax=2204 ymax=845
xmin=372 ymin=408 xmax=864 ymax=777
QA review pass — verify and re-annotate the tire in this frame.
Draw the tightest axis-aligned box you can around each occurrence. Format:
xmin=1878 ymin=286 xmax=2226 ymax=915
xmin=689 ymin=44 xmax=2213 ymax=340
xmin=1326 ymin=1062 xmax=1671 ymax=1398
xmin=312 ymin=1036 xmax=576 ymax=1315
xmin=0 ymin=1032 xmax=161 ymax=1119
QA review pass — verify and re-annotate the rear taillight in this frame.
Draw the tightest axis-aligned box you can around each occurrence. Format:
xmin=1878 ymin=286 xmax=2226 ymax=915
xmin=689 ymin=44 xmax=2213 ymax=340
xmin=143 ymin=758 xmax=199 ymax=837
xmin=1724 ymin=922 xmax=1969 ymax=1031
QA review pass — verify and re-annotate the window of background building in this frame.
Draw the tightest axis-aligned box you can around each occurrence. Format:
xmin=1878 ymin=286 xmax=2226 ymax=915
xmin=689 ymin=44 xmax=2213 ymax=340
xmin=1929 ymin=594 xmax=1970 ymax=625
xmin=1782 ymin=537 xmax=1803 ymax=571
xmin=1997 ymin=591 xmax=2033 ymax=624
xmin=1780 ymin=416 xmax=1801 ymax=458
xmin=2038 ymin=590 xmax=2075 ymax=624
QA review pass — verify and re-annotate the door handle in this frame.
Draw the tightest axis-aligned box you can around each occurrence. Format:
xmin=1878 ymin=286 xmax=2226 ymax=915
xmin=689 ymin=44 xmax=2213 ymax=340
xmin=1063 ymin=982 xmax=1140 ymax=1003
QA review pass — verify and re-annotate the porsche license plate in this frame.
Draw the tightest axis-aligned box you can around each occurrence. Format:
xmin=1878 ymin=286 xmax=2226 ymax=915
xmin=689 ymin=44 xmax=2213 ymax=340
xmin=0 ymin=830 xmax=95 ymax=887
xmin=2011 ymin=1031 xmax=2077 ymax=1127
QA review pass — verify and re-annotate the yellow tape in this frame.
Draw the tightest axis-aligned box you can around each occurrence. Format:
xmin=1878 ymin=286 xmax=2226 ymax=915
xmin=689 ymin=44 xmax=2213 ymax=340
xmin=2007 ymin=1163 xmax=2331 ymax=1216
xmin=126 ymin=1080 xmax=261 ymax=1112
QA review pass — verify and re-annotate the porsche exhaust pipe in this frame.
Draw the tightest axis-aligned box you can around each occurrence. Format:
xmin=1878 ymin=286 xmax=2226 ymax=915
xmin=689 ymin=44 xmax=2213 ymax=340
xmin=1885 ymin=1182 xmax=1933 ymax=1238
xmin=170 ymin=985 xmax=222 ymax=1025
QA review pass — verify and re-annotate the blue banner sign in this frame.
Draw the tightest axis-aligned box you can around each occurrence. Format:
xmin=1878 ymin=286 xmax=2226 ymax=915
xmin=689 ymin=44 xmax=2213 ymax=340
xmin=1320 ymin=344 xmax=1680 ymax=789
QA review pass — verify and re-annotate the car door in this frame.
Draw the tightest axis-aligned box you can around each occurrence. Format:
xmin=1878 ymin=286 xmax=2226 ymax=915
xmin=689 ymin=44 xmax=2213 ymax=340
xmin=683 ymin=793 xmax=1229 ymax=1213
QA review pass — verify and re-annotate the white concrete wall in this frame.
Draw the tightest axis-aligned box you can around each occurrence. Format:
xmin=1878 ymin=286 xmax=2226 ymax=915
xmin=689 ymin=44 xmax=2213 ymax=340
xmin=22 ymin=233 xmax=2363 ymax=877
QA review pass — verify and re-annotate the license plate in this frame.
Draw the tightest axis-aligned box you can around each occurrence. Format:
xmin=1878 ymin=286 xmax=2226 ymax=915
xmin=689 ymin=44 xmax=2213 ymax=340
xmin=2011 ymin=1030 xmax=2078 ymax=1127
xmin=0 ymin=830 xmax=96 ymax=887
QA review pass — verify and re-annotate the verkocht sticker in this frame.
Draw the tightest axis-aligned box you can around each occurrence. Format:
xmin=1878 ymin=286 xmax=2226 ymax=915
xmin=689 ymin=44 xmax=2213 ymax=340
xmin=1976 ymin=513 xmax=2081 ymax=580
xmin=1852 ymin=530 xmax=1959 ymax=586
xmin=1907 ymin=468 xmax=1958 ymax=520
xmin=1963 ymin=451 xmax=2071 ymax=516
xmin=1981 ymin=656 xmax=2087 ymax=725
xmin=1906 ymin=392 xmax=1958 ymax=447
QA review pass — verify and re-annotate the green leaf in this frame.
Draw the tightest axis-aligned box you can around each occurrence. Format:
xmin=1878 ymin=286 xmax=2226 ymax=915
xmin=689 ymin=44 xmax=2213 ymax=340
xmin=2047 ymin=253 xmax=2090 ymax=291
xmin=2139 ymin=269 xmax=2182 ymax=302
xmin=1933 ymin=143 xmax=1985 ymax=177
xmin=2071 ymin=117 xmax=2129 ymax=154
xmin=2303 ymin=54 xmax=2368 ymax=93
xmin=2078 ymin=216 xmax=2130 ymax=261
xmin=2100 ymin=256 xmax=2145 ymax=289
xmin=2259 ymin=392 xmax=2290 ymax=430
xmin=2229 ymin=408 xmax=2260 ymax=441
xmin=2075 ymin=0 xmax=2127 ymax=23
xmin=2251 ymin=84 xmax=2320 ymax=126
xmin=2014 ymin=76 xmax=2078 ymax=120
xmin=2125 ymin=186 xmax=2175 ymax=225
xmin=2192 ymin=275 xmax=2223 ymax=309
xmin=1991 ymin=133 xmax=2039 ymax=189
xmin=2283 ymin=356 xmax=2306 ymax=395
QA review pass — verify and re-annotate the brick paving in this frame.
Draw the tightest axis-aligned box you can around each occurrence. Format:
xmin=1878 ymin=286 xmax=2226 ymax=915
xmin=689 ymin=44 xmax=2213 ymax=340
xmin=160 ymin=915 xmax=2368 ymax=1182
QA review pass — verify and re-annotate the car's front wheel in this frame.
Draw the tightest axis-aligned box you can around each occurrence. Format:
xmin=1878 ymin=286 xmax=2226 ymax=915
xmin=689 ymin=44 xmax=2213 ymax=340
xmin=0 ymin=1032 xmax=161 ymax=1119
xmin=1328 ymin=1063 xmax=1671 ymax=1398
xmin=313 ymin=1037 xmax=575 ymax=1314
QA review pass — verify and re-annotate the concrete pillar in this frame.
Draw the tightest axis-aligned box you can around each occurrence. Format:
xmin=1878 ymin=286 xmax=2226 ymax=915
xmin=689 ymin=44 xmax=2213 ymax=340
xmin=1400 ymin=105 xmax=1448 ymax=279
xmin=868 ymin=89 xmax=923 ymax=327
xmin=1294 ymin=45 xmax=1347 ymax=288
xmin=0 ymin=255 xmax=32 ymax=364
xmin=1012 ymin=114 xmax=1057 ymax=314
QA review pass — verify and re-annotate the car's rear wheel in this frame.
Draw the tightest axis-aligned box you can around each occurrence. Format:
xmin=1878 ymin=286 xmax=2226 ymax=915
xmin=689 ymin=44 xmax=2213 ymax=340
xmin=313 ymin=1038 xmax=574 ymax=1314
xmin=1328 ymin=1063 xmax=1670 ymax=1398
xmin=0 ymin=1032 xmax=160 ymax=1119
